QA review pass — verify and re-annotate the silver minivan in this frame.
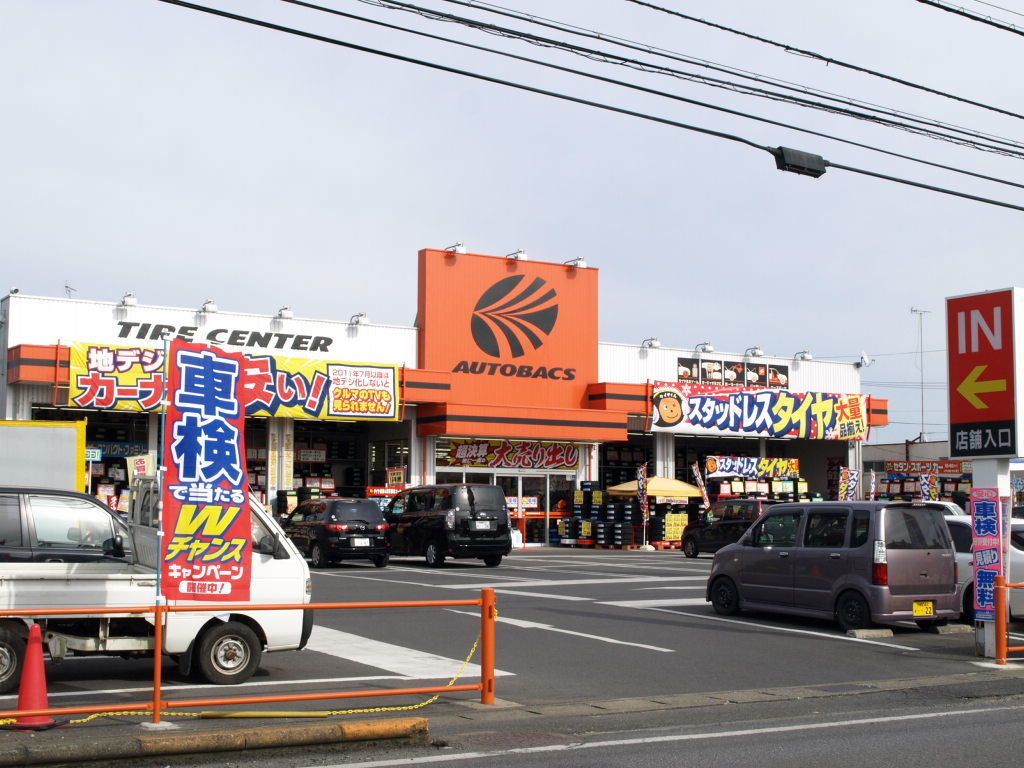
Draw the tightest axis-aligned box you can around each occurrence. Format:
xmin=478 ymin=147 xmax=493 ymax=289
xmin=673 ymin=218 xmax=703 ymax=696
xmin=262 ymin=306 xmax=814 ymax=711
xmin=706 ymin=501 xmax=958 ymax=631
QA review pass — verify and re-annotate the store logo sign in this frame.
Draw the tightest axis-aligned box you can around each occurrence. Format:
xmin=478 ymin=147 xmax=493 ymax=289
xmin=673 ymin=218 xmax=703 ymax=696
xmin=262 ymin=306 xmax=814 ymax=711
xmin=470 ymin=276 xmax=558 ymax=359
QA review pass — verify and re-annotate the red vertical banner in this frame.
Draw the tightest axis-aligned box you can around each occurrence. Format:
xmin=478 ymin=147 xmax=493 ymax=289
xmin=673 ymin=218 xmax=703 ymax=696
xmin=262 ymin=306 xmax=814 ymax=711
xmin=161 ymin=340 xmax=252 ymax=602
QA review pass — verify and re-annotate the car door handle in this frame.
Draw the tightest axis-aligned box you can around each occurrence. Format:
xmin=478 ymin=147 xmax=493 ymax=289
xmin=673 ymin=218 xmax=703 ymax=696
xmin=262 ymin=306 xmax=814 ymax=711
xmin=778 ymin=552 xmax=789 ymax=558
xmin=44 ymin=558 xmax=64 ymax=563
xmin=829 ymin=553 xmax=842 ymax=559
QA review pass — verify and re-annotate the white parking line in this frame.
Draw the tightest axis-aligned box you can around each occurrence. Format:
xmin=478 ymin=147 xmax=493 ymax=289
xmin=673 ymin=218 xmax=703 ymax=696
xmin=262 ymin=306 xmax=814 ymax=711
xmin=305 ymin=625 xmax=513 ymax=678
xmin=648 ymin=609 xmax=920 ymax=651
xmin=601 ymin=598 xmax=709 ymax=608
xmin=446 ymin=609 xmax=673 ymax=652
xmin=494 ymin=589 xmax=593 ymax=601
xmin=315 ymin=703 xmax=1023 ymax=767
xmin=434 ymin=576 xmax=708 ymax=590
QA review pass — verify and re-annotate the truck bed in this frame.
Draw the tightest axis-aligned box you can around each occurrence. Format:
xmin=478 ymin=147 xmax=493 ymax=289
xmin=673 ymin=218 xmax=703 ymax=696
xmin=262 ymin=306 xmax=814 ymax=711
xmin=0 ymin=562 xmax=158 ymax=612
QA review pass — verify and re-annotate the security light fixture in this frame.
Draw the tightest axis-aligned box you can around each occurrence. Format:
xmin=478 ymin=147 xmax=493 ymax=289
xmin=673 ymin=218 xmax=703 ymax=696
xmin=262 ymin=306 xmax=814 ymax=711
xmin=855 ymin=351 xmax=874 ymax=369
xmin=564 ymin=256 xmax=588 ymax=269
xmin=694 ymin=341 xmax=715 ymax=354
xmin=745 ymin=345 xmax=764 ymax=357
xmin=349 ymin=312 xmax=367 ymax=325
xmin=641 ymin=337 xmax=662 ymax=349
xmin=446 ymin=242 xmax=467 ymax=254
xmin=121 ymin=291 xmax=137 ymax=307
xmin=794 ymin=350 xmax=813 ymax=361
xmin=277 ymin=306 xmax=294 ymax=319
xmin=506 ymin=249 xmax=528 ymax=261
xmin=201 ymin=299 xmax=218 ymax=313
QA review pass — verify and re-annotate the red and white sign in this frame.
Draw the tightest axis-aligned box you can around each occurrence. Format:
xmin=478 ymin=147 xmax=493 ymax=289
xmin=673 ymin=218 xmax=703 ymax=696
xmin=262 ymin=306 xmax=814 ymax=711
xmin=946 ymin=288 xmax=1021 ymax=458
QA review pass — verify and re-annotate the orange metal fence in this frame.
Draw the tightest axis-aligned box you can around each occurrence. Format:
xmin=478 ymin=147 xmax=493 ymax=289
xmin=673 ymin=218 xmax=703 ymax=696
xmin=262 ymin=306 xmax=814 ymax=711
xmin=994 ymin=576 xmax=1023 ymax=664
xmin=0 ymin=588 xmax=497 ymax=725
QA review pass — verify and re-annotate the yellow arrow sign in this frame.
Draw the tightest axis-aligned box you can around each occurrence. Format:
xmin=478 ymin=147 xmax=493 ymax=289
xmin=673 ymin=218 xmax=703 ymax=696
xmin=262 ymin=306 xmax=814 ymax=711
xmin=957 ymin=364 xmax=1007 ymax=409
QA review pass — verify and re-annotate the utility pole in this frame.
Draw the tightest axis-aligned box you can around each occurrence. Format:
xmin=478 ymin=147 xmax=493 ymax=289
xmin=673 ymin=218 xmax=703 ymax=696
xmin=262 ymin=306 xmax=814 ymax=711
xmin=910 ymin=307 xmax=931 ymax=444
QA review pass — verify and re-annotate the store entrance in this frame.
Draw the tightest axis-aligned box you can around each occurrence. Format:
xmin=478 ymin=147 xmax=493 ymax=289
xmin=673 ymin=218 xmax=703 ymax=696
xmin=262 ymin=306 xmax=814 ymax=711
xmin=494 ymin=473 xmax=560 ymax=547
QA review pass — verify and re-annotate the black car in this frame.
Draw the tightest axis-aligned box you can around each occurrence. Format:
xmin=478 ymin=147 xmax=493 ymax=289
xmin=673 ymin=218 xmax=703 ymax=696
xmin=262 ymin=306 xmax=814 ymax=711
xmin=283 ymin=498 xmax=389 ymax=568
xmin=681 ymin=498 xmax=778 ymax=558
xmin=384 ymin=484 xmax=512 ymax=568
xmin=0 ymin=487 xmax=128 ymax=563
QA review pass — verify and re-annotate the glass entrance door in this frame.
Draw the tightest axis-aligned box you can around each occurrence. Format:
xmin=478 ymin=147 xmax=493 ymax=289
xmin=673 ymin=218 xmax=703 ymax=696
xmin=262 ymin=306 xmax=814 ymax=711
xmin=494 ymin=475 xmax=524 ymax=544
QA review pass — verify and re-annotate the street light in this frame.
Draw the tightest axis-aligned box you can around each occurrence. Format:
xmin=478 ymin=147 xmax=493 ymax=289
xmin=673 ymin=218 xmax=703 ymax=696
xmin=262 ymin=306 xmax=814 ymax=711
xmin=794 ymin=350 xmax=813 ymax=361
xmin=744 ymin=345 xmax=764 ymax=357
xmin=641 ymin=337 xmax=661 ymax=349
xmin=694 ymin=341 xmax=715 ymax=353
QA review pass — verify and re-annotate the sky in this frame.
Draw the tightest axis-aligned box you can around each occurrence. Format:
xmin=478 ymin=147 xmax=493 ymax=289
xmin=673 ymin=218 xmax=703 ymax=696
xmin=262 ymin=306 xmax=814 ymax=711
xmin=3 ymin=0 xmax=1022 ymax=446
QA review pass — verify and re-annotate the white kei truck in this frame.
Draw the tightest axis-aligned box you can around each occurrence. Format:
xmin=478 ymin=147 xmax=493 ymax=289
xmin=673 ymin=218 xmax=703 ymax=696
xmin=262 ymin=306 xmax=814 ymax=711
xmin=0 ymin=478 xmax=312 ymax=694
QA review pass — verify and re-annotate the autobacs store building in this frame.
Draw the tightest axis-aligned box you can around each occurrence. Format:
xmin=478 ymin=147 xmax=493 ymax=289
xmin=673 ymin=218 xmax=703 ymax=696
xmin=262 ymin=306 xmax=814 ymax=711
xmin=0 ymin=248 xmax=888 ymax=545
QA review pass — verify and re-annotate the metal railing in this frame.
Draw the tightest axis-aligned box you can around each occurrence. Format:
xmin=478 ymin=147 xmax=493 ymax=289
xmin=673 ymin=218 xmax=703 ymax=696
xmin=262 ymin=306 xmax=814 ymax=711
xmin=0 ymin=588 xmax=496 ymax=725
xmin=994 ymin=576 xmax=1023 ymax=664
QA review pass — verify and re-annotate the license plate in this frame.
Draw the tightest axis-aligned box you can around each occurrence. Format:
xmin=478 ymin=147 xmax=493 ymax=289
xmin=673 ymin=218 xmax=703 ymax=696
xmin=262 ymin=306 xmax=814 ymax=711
xmin=352 ymin=537 xmax=370 ymax=547
xmin=912 ymin=601 xmax=934 ymax=617
xmin=473 ymin=520 xmax=491 ymax=531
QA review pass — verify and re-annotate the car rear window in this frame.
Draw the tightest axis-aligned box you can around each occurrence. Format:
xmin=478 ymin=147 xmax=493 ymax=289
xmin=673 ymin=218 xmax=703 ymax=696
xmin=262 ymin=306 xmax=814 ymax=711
xmin=454 ymin=486 xmax=507 ymax=511
xmin=330 ymin=502 xmax=384 ymax=523
xmin=1010 ymin=529 xmax=1024 ymax=552
xmin=883 ymin=507 xmax=950 ymax=550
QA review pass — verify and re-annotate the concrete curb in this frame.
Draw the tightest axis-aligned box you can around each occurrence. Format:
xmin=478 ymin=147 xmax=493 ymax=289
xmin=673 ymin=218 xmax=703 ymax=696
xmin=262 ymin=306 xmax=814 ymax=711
xmin=0 ymin=717 xmax=429 ymax=767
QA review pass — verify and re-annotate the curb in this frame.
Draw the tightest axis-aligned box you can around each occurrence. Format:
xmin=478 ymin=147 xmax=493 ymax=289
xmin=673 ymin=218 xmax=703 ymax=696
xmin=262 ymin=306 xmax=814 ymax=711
xmin=0 ymin=717 xmax=429 ymax=767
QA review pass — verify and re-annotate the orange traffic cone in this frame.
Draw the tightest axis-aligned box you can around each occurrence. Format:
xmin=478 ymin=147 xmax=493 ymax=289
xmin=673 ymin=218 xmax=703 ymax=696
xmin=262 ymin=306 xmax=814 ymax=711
xmin=15 ymin=624 xmax=55 ymax=729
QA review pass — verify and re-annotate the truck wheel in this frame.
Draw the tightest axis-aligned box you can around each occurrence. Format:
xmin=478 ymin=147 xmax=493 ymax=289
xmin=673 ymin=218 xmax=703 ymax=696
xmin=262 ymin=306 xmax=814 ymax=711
xmin=197 ymin=622 xmax=262 ymax=685
xmin=425 ymin=540 xmax=446 ymax=568
xmin=0 ymin=626 xmax=26 ymax=695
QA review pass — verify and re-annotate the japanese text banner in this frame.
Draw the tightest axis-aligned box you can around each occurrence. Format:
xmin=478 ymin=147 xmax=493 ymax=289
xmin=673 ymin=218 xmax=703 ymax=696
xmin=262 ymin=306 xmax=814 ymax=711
xmin=650 ymin=381 xmax=868 ymax=440
xmin=439 ymin=439 xmax=580 ymax=470
xmin=704 ymin=456 xmax=801 ymax=480
xmin=69 ymin=342 xmax=399 ymax=421
xmin=162 ymin=340 xmax=252 ymax=602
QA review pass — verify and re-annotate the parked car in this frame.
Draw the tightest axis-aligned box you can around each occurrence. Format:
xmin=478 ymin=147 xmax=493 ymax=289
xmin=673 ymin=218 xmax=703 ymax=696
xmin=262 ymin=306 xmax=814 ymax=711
xmin=384 ymin=484 xmax=512 ymax=567
xmin=681 ymin=498 xmax=778 ymax=558
xmin=283 ymin=498 xmax=390 ymax=568
xmin=945 ymin=514 xmax=1024 ymax=622
xmin=706 ymin=501 xmax=958 ymax=631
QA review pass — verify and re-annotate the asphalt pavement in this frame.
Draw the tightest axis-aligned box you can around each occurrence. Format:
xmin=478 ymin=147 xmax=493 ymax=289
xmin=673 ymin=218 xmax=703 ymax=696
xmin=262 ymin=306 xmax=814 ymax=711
xmin=3 ymin=548 xmax=1021 ymax=765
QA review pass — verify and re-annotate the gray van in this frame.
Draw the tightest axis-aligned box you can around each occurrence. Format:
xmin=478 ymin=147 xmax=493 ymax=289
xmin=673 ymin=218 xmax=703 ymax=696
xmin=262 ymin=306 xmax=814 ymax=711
xmin=706 ymin=501 xmax=958 ymax=630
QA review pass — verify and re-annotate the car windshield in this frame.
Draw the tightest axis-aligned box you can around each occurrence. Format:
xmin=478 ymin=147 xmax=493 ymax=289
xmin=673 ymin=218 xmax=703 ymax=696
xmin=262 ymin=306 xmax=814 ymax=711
xmin=457 ymin=486 xmax=506 ymax=512
xmin=330 ymin=503 xmax=384 ymax=523
xmin=884 ymin=507 xmax=950 ymax=549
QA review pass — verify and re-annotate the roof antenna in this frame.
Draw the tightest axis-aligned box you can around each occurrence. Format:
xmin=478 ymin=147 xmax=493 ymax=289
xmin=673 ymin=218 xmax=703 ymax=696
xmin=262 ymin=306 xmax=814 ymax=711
xmin=64 ymin=281 xmax=77 ymax=299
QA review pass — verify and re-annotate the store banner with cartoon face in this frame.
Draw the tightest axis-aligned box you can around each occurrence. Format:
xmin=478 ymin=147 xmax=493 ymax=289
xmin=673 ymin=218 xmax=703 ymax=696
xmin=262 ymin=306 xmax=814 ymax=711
xmin=69 ymin=342 xmax=399 ymax=421
xmin=651 ymin=381 xmax=868 ymax=440
xmin=704 ymin=456 xmax=801 ymax=480
xmin=160 ymin=339 xmax=251 ymax=602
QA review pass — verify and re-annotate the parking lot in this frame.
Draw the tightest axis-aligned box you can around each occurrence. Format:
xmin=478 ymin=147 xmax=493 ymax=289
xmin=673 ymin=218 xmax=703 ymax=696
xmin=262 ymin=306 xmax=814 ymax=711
xmin=2 ymin=548 xmax=996 ymax=717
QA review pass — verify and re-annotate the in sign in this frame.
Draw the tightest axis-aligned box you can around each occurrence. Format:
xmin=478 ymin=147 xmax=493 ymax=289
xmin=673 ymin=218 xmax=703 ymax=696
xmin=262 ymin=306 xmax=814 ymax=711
xmin=946 ymin=288 xmax=1020 ymax=459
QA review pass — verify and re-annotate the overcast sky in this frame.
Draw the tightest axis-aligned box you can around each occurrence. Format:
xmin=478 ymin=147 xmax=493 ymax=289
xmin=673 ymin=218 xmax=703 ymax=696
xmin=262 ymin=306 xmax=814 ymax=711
xmin=3 ymin=0 xmax=1022 ymax=446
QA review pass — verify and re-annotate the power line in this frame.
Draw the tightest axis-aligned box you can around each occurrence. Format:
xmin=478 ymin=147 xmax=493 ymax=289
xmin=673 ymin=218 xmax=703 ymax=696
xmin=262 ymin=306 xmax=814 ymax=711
xmin=368 ymin=0 xmax=1024 ymax=159
xmin=433 ymin=0 xmax=1024 ymax=153
xmin=626 ymin=0 xmax=1024 ymax=120
xmin=916 ymin=0 xmax=1024 ymax=36
xmin=970 ymin=0 xmax=1024 ymax=19
xmin=155 ymin=0 xmax=1024 ymax=214
xmin=276 ymin=0 xmax=1024 ymax=190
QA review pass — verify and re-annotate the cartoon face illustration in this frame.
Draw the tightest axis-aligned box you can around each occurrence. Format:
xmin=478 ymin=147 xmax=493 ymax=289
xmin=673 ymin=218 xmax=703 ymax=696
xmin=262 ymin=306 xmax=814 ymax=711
xmin=653 ymin=390 xmax=684 ymax=427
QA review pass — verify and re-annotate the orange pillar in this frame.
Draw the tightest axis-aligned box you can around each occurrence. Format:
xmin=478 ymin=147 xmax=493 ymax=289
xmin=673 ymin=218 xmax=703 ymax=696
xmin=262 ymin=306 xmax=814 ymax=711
xmin=480 ymin=589 xmax=495 ymax=705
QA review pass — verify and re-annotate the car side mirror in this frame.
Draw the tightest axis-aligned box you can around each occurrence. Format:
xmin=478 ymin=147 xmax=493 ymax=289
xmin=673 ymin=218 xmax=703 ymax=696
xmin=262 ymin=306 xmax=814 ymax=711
xmin=741 ymin=536 xmax=753 ymax=546
xmin=108 ymin=534 xmax=125 ymax=558
xmin=272 ymin=536 xmax=290 ymax=560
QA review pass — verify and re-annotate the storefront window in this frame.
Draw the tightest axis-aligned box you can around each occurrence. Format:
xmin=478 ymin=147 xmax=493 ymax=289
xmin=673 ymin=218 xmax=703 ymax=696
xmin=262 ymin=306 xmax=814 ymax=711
xmin=293 ymin=421 xmax=368 ymax=497
xmin=370 ymin=439 xmax=410 ymax=486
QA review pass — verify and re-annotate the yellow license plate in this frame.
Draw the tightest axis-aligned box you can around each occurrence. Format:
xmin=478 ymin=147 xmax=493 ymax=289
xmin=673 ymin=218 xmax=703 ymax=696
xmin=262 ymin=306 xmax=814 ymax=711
xmin=912 ymin=601 xmax=935 ymax=617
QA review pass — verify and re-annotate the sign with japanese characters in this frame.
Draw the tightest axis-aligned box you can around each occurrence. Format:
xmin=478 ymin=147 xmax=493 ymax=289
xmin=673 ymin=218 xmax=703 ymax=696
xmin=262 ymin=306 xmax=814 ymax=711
xmin=650 ymin=381 xmax=868 ymax=440
xmin=69 ymin=342 xmax=400 ymax=421
xmin=883 ymin=460 xmax=972 ymax=475
xmin=161 ymin=340 xmax=252 ymax=602
xmin=838 ymin=468 xmax=860 ymax=501
xmin=439 ymin=439 xmax=580 ymax=470
xmin=919 ymin=473 xmax=939 ymax=500
xmin=972 ymin=487 xmax=1006 ymax=621
xmin=947 ymin=288 xmax=1022 ymax=458
xmin=704 ymin=456 xmax=801 ymax=480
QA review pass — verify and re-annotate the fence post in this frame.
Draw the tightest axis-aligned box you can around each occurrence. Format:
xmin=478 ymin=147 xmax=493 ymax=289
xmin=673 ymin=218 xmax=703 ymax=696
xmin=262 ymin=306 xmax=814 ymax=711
xmin=152 ymin=602 xmax=164 ymax=723
xmin=996 ymin=576 xmax=1007 ymax=665
xmin=480 ymin=588 xmax=495 ymax=705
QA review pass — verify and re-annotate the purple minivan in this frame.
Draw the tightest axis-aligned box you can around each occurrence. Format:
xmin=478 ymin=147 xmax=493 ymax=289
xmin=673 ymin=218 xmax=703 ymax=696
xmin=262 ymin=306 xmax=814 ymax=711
xmin=706 ymin=501 xmax=958 ymax=631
